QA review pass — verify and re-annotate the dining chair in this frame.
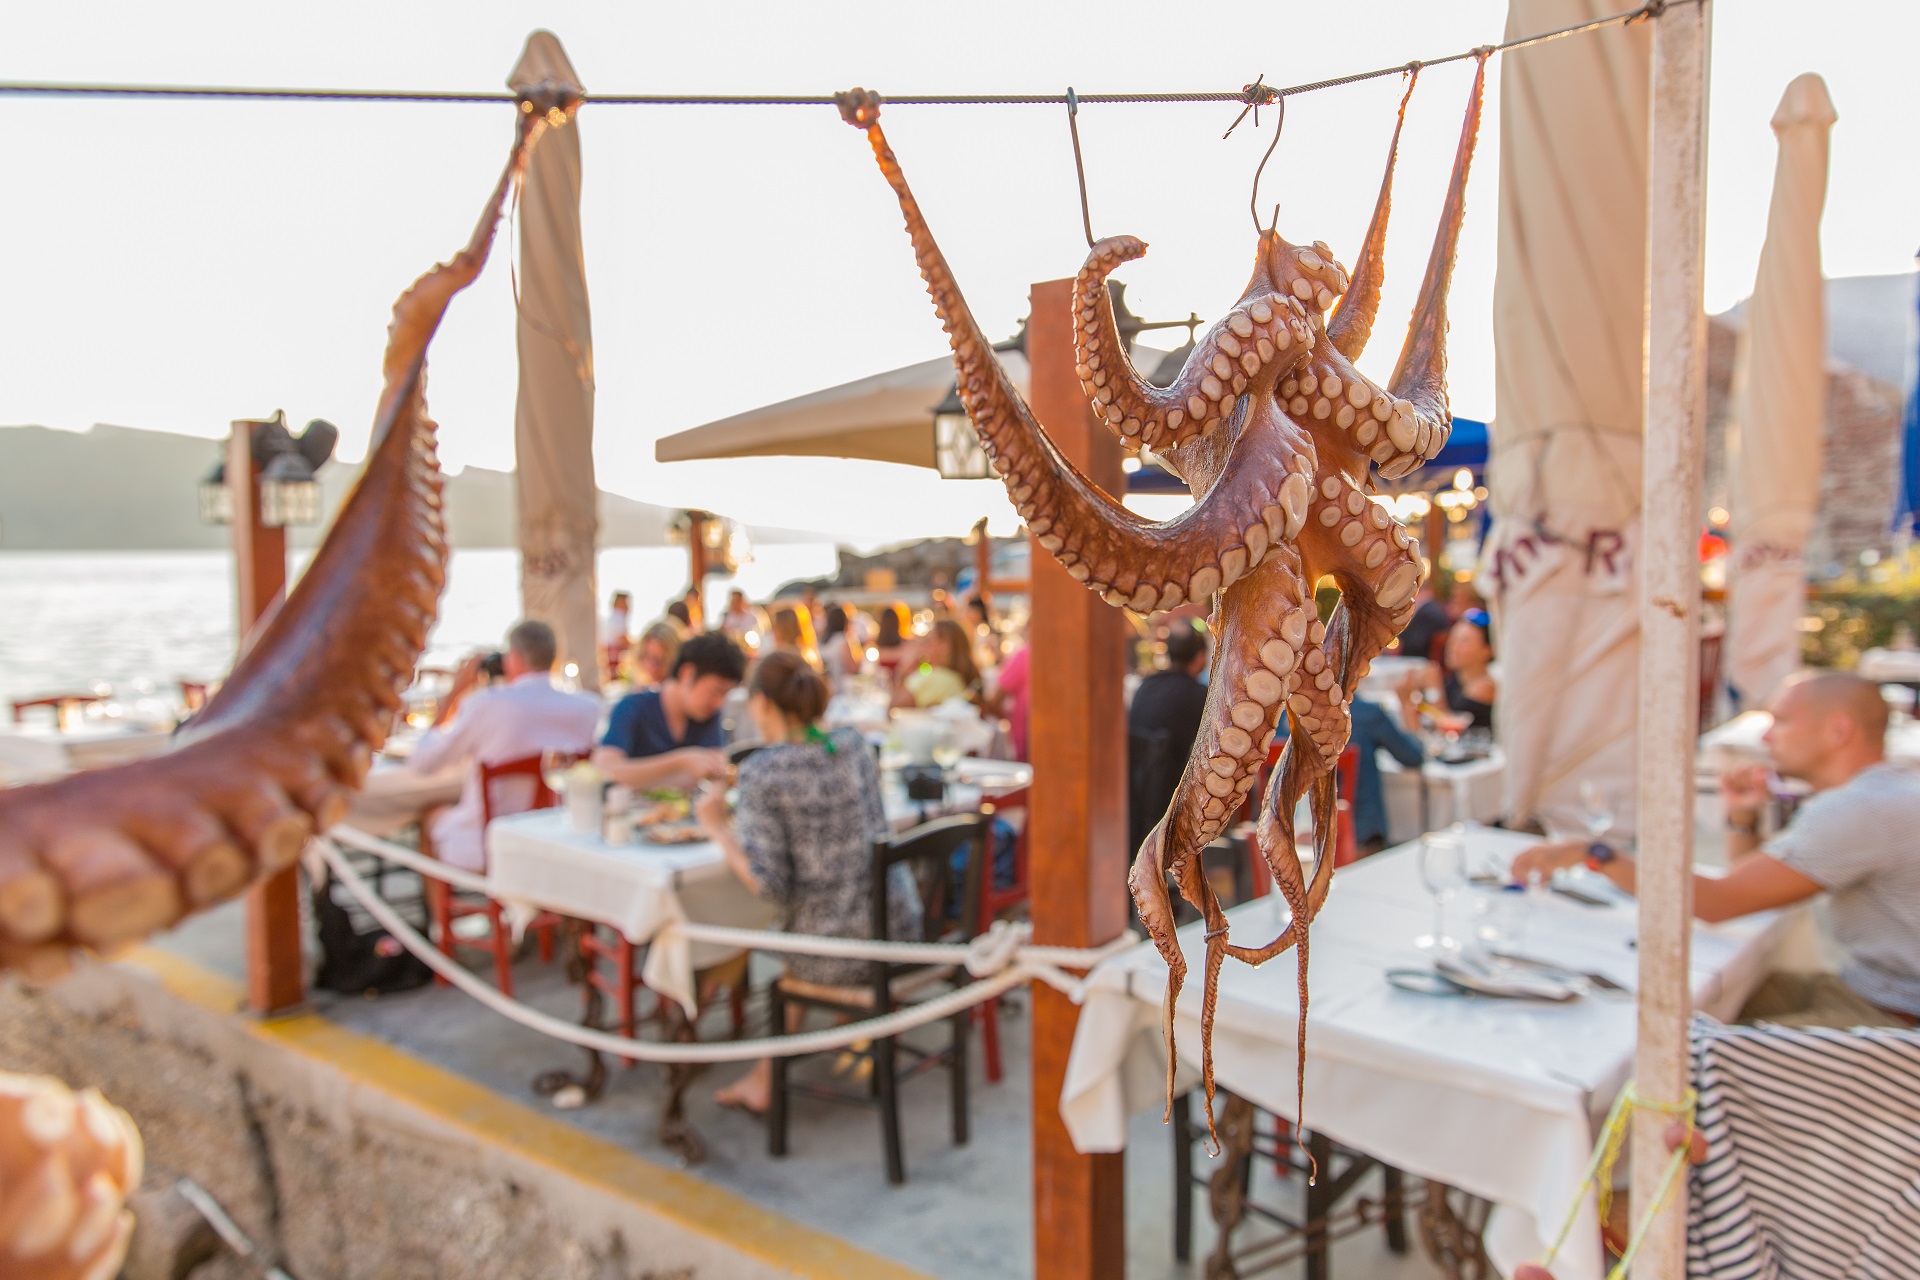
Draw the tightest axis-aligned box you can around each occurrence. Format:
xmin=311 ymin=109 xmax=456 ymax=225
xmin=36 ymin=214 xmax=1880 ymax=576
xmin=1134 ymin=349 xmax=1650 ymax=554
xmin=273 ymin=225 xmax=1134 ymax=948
xmin=767 ymin=811 xmax=989 ymax=1185
xmin=422 ymin=751 xmax=567 ymax=997
xmin=974 ymin=786 xmax=1029 ymax=1084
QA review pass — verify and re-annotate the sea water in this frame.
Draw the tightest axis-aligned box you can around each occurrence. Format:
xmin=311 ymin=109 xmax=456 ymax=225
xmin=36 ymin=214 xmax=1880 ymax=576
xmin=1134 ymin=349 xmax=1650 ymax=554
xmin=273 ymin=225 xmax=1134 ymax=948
xmin=0 ymin=544 xmax=840 ymax=709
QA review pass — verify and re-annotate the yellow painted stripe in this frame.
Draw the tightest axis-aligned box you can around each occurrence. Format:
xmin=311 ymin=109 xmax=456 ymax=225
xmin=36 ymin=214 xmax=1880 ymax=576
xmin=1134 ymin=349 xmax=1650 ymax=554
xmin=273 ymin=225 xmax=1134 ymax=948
xmin=121 ymin=948 xmax=928 ymax=1280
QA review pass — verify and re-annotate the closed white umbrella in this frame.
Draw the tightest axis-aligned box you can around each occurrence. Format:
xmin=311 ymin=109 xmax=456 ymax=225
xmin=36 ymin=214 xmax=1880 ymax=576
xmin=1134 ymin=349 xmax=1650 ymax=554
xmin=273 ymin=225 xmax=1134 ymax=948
xmin=1726 ymin=74 xmax=1837 ymax=710
xmin=509 ymin=32 xmax=599 ymax=688
xmin=1480 ymin=0 xmax=1652 ymax=836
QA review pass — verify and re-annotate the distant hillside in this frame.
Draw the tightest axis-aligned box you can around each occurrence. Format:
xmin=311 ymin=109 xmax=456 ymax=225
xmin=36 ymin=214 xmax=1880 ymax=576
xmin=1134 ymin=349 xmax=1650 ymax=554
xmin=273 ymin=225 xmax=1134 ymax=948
xmin=0 ymin=423 xmax=679 ymax=551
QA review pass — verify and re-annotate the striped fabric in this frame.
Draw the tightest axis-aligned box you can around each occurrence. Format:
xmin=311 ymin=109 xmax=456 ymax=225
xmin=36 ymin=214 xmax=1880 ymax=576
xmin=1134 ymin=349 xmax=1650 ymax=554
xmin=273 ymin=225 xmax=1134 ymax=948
xmin=1688 ymin=1017 xmax=1920 ymax=1278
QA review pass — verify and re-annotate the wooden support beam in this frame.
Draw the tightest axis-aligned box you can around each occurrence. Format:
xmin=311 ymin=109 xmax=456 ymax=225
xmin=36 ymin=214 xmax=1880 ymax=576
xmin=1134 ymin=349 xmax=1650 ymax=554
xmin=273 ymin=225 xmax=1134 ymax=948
xmin=1634 ymin=2 xmax=1711 ymax=1274
xmin=230 ymin=421 xmax=305 ymax=1017
xmin=1026 ymin=277 xmax=1130 ymax=1280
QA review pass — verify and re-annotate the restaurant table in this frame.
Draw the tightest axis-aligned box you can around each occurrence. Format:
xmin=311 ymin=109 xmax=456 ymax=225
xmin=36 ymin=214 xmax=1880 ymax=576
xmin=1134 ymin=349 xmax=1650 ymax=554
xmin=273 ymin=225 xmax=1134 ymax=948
xmin=0 ymin=720 xmax=174 ymax=782
xmin=485 ymin=773 xmax=1011 ymax=1012
xmin=1059 ymin=827 xmax=1793 ymax=1280
xmin=1857 ymin=647 xmax=1920 ymax=685
xmin=345 ymin=756 xmax=465 ymax=838
xmin=1379 ymin=748 xmax=1508 ymax=845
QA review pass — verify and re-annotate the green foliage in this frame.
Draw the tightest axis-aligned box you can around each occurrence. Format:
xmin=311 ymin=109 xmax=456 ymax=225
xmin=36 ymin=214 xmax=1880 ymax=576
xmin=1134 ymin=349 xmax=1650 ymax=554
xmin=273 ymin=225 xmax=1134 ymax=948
xmin=1803 ymin=547 xmax=1920 ymax=669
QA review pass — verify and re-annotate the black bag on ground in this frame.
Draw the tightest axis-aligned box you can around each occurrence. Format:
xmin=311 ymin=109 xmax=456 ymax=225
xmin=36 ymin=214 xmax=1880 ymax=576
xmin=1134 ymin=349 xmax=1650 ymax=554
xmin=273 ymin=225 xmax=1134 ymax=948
xmin=311 ymin=867 xmax=432 ymax=996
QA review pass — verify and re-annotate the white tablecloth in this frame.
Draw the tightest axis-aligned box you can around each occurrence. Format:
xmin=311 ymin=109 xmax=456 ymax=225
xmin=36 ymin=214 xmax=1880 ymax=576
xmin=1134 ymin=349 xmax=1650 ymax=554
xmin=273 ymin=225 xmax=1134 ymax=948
xmin=345 ymin=757 xmax=465 ymax=838
xmin=1380 ymin=749 xmax=1508 ymax=845
xmin=485 ymin=781 xmax=995 ymax=1012
xmin=1857 ymin=648 xmax=1920 ymax=684
xmin=1059 ymin=828 xmax=1791 ymax=1280
xmin=0 ymin=722 xmax=173 ymax=782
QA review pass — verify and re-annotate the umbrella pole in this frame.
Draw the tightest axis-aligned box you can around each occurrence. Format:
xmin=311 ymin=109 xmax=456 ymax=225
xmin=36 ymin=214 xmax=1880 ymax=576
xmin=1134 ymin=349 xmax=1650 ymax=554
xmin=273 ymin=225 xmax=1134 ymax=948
xmin=1634 ymin=1 xmax=1711 ymax=1273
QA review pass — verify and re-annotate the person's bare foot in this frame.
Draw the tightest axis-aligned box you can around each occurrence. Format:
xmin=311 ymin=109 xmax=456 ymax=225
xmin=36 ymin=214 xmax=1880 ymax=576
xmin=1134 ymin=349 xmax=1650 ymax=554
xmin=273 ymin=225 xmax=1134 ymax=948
xmin=714 ymin=1074 xmax=770 ymax=1114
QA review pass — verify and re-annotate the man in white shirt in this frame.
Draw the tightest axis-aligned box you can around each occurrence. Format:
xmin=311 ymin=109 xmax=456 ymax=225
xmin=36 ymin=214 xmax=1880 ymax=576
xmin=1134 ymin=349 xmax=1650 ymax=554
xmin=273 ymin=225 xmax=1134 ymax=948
xmin=409 ymin=620 xmax=601 ymax=872
xmin=1514 ymin=671 xmax=1920 ymax=1027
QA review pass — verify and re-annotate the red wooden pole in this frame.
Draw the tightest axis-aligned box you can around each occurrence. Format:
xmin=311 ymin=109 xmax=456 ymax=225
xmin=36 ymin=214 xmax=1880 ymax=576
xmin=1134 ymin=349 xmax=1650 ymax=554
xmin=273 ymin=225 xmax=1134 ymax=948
xmin=686 ymin=511 xmax=709 ymax=629
xmin=230 ymin=420 xmax=304 ymax=1016
xmin=1026 ymin=277 xmax=1129 ymax=1280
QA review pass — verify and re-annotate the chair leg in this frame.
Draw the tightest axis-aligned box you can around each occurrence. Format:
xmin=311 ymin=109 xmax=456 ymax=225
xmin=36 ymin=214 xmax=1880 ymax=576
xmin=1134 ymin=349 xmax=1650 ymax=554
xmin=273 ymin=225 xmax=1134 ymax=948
xmin=768 ymin=984 xmax=790 ymax=1159
xmin=1172 ymin=1092 xmax=1193 ymax=1263
xmin=949 ymin=1007 xmax=970 ymax=1146
xmin=875 ymin=1033 xmax=905 ymax=1185
xmin=537 ymin=920 xmax=554 ymax=963
xmin=487 ymin=901 xmax=514 ymax=998
xmin=1305 ymin=1130 xmax=1334 ymax=1280
xmin=978 ymin=996 xmax=1003 ymax=1084
xmin=729 ymin=976 xmax=747 ymax=1037
xmin=1382 ymin=1165 xmax=1409 ymax=1254
xmin=426 ymin=878 xmax=453 ymax=987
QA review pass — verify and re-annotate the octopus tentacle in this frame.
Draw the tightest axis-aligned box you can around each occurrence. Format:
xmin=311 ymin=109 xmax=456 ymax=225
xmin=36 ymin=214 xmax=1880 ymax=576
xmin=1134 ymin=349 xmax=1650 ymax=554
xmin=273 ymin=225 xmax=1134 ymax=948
xmin=841 ymin=91 xmax=1308 ymax=611
xmin=1073 ymin=236 xmax=1310 ymax=454
xmin=1128 ymin=545 xmax=1318 ymax=1146
xmin=0 ymin=109 xmax=553 ymax=973
xmin=1325 ymin=70 xmax=1419 ymax=362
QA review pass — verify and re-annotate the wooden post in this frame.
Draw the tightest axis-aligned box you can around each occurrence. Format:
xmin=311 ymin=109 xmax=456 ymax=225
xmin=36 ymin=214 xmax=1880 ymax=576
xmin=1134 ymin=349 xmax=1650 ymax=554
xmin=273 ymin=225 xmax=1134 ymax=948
xmin=1026 ymin=277 xmax=1129 ymax=1280
xmin=1635 ymin=2 xmax=1711 ymax=1273
xmin=230 ymin=420 xmax=305 ymax=1017
xmin=971 ymin=519 xmax=994 ymax=611
xmin=686 ymin=511 xmax=709 ymax=628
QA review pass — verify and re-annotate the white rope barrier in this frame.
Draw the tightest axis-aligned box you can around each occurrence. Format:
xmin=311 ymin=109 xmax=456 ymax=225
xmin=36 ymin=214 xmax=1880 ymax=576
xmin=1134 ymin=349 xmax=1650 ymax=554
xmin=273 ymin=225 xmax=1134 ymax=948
xmin=316 ymin=832 xmax=1136 ymax=1065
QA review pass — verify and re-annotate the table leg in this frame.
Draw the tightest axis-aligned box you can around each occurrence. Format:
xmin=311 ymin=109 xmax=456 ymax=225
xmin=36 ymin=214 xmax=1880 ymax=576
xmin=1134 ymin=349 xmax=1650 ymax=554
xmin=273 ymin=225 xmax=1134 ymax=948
xmin=531 ymin=919 xmax=609 ymax=1104
xmin=1203 ymin=1091 xmax=1257 ymax=1280
xmin=655 ymin=996 xmax=709 ymax=1165
xmin=1414 ymin=1182 xmax=1493 ymax=1280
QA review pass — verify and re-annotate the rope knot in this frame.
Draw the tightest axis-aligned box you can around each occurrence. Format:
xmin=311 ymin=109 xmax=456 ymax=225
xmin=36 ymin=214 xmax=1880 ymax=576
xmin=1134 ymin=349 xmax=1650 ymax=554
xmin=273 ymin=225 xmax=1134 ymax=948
xmin=1239 ymin=78 xmax=1279 ymax=107
xmin=834 ymin=87 xmax=882 ymax=128
xmin=965 ymin=919 xmax=1027 ymax=977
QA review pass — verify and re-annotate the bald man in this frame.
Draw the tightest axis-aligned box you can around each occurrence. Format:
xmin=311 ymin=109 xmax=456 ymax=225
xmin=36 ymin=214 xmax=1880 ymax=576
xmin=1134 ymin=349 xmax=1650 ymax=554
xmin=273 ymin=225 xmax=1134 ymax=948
xmin=1513 ymin=671 xmax=1920 ymax=1027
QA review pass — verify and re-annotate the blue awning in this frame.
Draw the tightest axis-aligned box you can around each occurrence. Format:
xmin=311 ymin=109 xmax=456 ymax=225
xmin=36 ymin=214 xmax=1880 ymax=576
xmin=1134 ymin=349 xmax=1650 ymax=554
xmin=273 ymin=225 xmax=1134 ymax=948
xmin=1125 ymin=415 xmax=1489 ymax=494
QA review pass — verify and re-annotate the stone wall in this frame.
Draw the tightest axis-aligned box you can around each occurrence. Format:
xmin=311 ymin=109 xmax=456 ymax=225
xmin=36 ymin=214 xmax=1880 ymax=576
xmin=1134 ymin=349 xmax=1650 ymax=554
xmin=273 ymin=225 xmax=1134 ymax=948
xmin=1702 ymin=317 xmax=1905 ymax=575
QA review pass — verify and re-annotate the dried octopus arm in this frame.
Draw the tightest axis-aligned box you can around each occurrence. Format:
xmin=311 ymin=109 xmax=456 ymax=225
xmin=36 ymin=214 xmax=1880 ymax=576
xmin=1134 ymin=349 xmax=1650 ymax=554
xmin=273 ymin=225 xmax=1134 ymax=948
xmin=1073 ymin=236 xmax=1311 ymax=454
xmin=839 ymin=91 xmax=1309 ymax=612
xmin=0 ymin=112 xmax=548 ymax=977
xmin=1126 ymin=543 xmax=1317 ymax=1132
xmin=1325 ymin=71 xmax=1419 ymax=362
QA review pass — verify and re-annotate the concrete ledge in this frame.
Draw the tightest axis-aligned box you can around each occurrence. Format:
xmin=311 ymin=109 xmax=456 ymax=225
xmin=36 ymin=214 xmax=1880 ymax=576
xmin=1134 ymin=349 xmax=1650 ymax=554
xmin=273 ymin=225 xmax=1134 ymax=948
xmin=0 ymin=947 xmax=927 ymax=1280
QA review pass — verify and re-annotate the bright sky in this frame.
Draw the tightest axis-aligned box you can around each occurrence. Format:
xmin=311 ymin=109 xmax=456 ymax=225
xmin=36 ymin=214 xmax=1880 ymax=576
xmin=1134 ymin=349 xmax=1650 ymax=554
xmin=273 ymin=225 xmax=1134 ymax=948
xmin=3 ymin=1 xmax=1915 ymax=546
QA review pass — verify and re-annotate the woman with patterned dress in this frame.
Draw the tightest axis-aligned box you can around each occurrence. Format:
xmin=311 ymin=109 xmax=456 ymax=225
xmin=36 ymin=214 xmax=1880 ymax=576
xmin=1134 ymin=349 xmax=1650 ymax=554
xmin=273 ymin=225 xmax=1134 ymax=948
xmin=698 ymin=650 xmax=921 ymax=1113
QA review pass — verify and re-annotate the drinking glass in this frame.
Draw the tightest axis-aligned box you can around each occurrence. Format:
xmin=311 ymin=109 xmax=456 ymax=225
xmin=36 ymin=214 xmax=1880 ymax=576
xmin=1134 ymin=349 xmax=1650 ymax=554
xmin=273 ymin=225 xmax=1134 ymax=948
xmin=1415 ymin=831 xmax=1467 ymax=953
xmin=1578 ymin=780 xmax=1615 ymax=840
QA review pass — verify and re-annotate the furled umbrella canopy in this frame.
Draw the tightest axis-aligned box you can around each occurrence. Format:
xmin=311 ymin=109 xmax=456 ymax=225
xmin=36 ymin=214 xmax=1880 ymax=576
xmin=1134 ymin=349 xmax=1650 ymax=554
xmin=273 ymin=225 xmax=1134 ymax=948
xmin=1481 ymin=0 xmax=1651 ymax=837
xmin=1725 ymin=73 xmax=1837 ymax=710
xmin=509 ymin=31 xmax=600 ymax=688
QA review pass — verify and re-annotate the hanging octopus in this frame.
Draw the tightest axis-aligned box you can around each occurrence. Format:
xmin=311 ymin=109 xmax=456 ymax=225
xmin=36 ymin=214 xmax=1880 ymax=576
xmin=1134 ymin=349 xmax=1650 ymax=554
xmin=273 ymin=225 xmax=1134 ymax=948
xmin=0 ymin=92 xmax=572 ymax=1276
xmin=839 ymin=61 xmax=1485 ymax=1143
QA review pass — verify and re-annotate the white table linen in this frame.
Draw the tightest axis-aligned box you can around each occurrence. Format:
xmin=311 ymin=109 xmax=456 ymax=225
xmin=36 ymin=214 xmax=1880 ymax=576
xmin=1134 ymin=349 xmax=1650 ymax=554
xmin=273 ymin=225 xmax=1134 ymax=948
xmin=1700 ymin=708 xmax=1920 ymax=772
xmin=0 ymin=721 xmax=172 ymax=782
xmin=485 ymin=781 xmax=994 ymax=1014
xmin=1058 ymin=827 xmax=1790 ymax=1280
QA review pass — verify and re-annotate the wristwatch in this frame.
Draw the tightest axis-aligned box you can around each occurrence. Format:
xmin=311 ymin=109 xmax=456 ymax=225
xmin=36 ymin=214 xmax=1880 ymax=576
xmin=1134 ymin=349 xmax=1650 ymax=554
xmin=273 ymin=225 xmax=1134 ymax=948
xmin=1584 ymin=842 xmax=1617 ymax=872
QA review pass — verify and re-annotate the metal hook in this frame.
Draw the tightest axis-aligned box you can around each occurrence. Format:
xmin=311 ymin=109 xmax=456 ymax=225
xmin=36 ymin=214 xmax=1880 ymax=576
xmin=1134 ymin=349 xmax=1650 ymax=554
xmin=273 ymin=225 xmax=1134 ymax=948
xmin=1065 ymin=87 xmax=1094 ymax=249
xmin=1247 ymin=91 xmax=1287 ymax=236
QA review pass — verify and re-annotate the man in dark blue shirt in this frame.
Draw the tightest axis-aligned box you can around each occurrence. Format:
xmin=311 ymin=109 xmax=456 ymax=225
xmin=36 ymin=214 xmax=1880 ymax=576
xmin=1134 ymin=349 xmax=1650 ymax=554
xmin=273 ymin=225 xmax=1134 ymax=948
xmin=593 ymin=631 xmax=747 ymax=790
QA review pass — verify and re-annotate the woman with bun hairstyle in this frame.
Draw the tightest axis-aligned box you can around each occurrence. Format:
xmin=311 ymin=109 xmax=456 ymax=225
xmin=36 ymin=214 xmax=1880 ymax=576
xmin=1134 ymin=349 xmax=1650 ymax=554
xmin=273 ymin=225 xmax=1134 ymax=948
xmin=697 ymin=650 xmax=921 ymax=1113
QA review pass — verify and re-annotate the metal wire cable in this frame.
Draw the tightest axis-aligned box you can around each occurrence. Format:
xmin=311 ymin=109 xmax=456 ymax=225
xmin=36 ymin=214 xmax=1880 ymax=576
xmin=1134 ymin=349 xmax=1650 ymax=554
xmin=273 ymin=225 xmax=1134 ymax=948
xmin=0 ymin=0 xmax=1690 ymax=110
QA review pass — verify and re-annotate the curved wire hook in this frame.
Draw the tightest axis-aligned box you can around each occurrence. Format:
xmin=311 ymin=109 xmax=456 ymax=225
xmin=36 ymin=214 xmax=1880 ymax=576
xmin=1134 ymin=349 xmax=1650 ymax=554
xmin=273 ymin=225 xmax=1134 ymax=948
xmin=1247 ymin=91 xmax=1287 ymax=236
xmin=1065 ymin=86 xmax=1094 ymax=249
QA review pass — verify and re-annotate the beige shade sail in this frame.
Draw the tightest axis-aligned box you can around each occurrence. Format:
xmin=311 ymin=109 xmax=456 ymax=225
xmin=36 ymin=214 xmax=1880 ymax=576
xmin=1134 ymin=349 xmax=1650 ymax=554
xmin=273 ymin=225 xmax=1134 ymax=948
xmin=509 ymin=32 xmax=599 ymax=688
xmin=1725 ymin=74 xmax=1836 ymax=710
xmin=1480 ymin=0 xmax=1652 ymax=837
xmin=655 ymin=339 xmax=1169 ymax=469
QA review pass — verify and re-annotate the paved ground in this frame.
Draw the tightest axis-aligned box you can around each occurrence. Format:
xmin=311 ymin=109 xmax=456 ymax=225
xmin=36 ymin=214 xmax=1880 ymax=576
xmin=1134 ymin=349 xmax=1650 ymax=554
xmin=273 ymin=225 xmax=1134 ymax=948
xmin=156 ymin=889 xmax=1441 ymax=1280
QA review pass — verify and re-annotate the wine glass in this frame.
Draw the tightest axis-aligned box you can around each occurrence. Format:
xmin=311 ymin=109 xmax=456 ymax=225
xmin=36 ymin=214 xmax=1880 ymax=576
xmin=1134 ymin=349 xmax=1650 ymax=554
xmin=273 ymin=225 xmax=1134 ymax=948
xmin=1578 ymin=780 xmax=1615 ymax=841
xmin=1415 ymin=831 xmax=1467 ymax=954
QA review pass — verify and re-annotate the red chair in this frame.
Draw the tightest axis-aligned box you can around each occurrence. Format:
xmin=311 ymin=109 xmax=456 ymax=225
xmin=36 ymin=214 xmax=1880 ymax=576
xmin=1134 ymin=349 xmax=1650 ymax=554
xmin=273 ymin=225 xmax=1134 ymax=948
xmin=422 ymin=752 xmax=566 ymax=997
xmin=1240 ymin=743 xmax=1359 ymax=895
xmin=974 ymin=785 xmax=1030 ymax=1084
xmin=11 ymin=692 xmax=104 ymax=725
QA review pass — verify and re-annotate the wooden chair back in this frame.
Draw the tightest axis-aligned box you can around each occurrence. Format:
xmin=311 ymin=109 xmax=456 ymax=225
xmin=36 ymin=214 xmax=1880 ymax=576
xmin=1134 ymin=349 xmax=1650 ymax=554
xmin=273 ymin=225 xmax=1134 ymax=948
xmin=869 ymin=811 xmax=990 ymax=1006
xmin=11 ymin=693 xmax=104 ymax=725
xmin=478 ymin=753 xmax=563 ymax=826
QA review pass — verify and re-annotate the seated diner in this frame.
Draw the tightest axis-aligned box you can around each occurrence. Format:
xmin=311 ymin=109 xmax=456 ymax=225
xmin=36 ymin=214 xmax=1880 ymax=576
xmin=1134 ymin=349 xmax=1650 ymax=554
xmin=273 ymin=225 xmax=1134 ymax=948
xmin=696 ymin=651 xmax=920 ymax=1114
xmin=1512 ymin=670 xmax=1920 ymax=1028
xmin=593 ymin=630 xmax=746 ymax=791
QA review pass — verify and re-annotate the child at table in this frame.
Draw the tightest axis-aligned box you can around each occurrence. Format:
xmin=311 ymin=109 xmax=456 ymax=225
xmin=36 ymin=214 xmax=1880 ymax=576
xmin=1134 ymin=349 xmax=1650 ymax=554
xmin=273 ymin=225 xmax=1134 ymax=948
xmin=697 ymin=651 xmax=921 ymax=1114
